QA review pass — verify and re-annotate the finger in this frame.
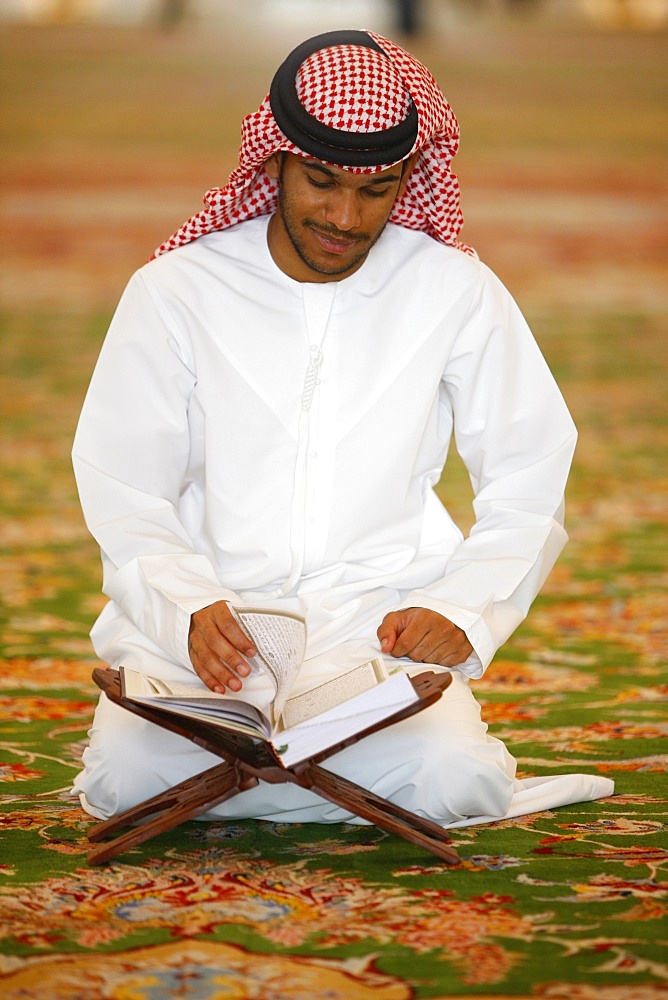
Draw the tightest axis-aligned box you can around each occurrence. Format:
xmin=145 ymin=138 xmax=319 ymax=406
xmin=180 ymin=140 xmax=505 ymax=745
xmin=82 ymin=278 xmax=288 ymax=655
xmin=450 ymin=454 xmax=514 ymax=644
xmin=192 ymin=658 xmax=238 ymax=694
xmin=414 ymin=634 xmax=474 ymax=667
xmin=377 ymin=614 xmax=400 ymax=653
xmin=416 ymin=636 xmax=456 ymax=665
xmin=194 ymin=626 xmax=251 ymax=677
xmin=378 ymin=629 xmax=397 ymax=653
xmin=188 ymin=616 xmax=254 ymax=692
xmin=391 ymin=620 xmax=461 ymax=662
xmin=212 ymin=607 xmax=257 ymax=658
xmin=189 ymin=637 xmax=247 ymax=693
xmin=191 ymin=613 xmax=254 ymax=676
xmin=389 ymin=619 xmax=437 ymax=658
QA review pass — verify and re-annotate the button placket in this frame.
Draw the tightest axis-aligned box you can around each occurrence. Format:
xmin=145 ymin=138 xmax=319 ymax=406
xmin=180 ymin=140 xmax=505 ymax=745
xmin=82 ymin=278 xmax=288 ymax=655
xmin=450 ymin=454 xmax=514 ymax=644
xmin=281 ymin=284 xmax=336 ymax=593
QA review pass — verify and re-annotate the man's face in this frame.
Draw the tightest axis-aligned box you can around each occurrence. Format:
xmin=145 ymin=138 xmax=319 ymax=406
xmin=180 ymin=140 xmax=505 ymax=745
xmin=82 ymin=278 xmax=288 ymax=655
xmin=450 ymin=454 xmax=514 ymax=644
xmin=265 ymin=152 xmax=414 ymax=282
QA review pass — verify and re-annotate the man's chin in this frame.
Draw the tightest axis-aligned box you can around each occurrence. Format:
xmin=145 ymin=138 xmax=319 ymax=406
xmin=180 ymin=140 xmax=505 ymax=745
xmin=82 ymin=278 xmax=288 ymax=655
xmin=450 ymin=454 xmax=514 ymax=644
xmin=301 ymin=245 xmax=370 ymax=278
xmin=312 ymin=259 xmax=364 ymax=277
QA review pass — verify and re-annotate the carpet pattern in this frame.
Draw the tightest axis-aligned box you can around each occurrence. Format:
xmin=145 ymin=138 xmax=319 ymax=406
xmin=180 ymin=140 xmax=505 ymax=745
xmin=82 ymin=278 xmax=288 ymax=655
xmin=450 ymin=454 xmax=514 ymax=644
xmin=1 ymin=16 xmax=667 ymax=999
xmin=1 ymin=312 xmax=665 ymax=998
xmin=0 ymin=637 xmax=665 ymax=997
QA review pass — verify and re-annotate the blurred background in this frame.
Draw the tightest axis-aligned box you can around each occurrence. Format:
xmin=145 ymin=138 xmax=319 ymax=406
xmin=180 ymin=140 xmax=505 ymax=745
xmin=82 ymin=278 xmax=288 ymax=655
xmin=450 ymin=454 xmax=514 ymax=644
xmin=2 ymin=2 xmax=666 ymax=311
xmin=1 ymin=1 xmax=666 ymax=312
xmin=0 ymin=1 xmax=666 ymax=631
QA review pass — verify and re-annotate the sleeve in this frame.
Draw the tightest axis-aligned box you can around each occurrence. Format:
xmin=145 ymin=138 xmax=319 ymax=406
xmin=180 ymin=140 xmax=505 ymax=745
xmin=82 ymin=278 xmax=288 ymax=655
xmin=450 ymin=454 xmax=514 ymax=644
xmin=72 ymin=269 xmax=240 ymax=668
xmin=403 ymin=265 xmax=577 ymax=678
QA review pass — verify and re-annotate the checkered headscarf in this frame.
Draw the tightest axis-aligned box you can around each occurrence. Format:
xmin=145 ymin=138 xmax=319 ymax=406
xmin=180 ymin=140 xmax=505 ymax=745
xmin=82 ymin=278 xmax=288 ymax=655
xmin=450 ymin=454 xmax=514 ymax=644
xmin=153 ymin=30 xmax=472 ymax=256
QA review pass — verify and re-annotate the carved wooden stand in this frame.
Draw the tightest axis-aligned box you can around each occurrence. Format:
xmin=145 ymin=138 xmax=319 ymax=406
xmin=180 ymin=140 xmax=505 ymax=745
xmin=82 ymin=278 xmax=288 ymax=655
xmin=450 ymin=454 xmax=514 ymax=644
xmin=86 ymin=667 xmax=460 ymax=867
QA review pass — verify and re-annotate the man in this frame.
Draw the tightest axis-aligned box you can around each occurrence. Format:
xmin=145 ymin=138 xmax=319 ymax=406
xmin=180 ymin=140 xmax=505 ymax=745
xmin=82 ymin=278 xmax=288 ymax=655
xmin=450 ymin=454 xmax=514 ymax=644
xmin=72 ymin=30 xmax=613 ymax=826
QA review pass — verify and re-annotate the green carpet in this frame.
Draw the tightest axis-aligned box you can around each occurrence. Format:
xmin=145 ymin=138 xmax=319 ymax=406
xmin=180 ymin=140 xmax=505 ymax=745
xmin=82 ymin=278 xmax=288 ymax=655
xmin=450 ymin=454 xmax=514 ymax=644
xmin=1 ymin=15 xmax=666 ymax=999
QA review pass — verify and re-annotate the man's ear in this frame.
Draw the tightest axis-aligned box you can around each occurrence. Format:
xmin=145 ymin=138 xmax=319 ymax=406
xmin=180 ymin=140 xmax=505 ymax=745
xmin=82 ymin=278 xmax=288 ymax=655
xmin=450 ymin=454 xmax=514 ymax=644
xmin=264 ymin=153 xmax=282 ymax=181
xmin=398 ymin=151 xmax=419 ymax=198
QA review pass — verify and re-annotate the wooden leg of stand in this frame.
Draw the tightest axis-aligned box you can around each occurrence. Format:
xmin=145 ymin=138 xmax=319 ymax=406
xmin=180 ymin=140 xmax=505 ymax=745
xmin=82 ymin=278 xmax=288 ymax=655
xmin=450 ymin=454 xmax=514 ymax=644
xmin=295 ymin=763 xmax=460 ymax=865
xmin=87 ymin=761 xmax=257 ymax=866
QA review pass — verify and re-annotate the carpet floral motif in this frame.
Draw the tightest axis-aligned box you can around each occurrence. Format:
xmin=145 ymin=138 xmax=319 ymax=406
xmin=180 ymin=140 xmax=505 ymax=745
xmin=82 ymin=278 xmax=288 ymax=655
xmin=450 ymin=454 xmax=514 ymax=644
xmin=1 ymin=18 xmax=667 ymax=1000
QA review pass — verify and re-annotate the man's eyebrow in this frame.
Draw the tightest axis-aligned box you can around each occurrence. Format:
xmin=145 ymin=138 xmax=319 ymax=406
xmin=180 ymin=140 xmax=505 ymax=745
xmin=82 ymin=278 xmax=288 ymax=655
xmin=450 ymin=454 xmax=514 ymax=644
xmin=302 ymin=161 xmax=401 ymax=185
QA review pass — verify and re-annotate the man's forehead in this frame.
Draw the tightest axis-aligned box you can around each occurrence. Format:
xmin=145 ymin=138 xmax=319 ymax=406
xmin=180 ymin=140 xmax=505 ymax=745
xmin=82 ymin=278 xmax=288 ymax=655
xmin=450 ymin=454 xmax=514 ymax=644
xmin=297 ymin=156 xmax=402 ymax=182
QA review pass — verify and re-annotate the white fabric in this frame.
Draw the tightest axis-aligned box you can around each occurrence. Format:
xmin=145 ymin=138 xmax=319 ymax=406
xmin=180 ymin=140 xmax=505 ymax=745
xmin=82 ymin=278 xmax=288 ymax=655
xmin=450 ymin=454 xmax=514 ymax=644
xmin=77 ymin=666 xmax=519 ymax=824
xmin=72 ymin=218 xmax=614 ymax=823
xmin=75 ymin=665 xmax=613 ymax=826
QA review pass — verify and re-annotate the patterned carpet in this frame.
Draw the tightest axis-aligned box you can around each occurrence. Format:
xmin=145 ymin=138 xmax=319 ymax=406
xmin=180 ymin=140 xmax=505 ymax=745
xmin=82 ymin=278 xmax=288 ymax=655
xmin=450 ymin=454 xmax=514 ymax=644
xmin=1 ymin=14 xmax=666 ymax=999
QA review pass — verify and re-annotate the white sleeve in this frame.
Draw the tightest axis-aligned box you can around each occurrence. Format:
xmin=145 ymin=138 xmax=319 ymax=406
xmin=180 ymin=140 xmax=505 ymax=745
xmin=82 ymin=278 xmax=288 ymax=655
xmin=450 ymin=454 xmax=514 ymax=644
xmin=404 ymin=267 xmax=577 ymax=678
xmin=72 ymin=270 xmax=239 ymax=667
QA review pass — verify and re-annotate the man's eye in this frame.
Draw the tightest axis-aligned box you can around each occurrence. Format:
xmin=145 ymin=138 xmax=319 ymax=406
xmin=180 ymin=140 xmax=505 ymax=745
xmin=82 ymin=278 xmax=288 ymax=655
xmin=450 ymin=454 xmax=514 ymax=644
xmin=306 ymin=176 xmax=333 ymax=189
xmin=364 ymin=187 xmax=391 ymax=198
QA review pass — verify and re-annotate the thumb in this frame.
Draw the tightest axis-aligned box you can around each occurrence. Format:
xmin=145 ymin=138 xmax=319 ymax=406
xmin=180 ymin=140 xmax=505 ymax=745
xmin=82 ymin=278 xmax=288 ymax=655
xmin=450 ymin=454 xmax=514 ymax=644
xmin=377 ymin=612 xmax=401 ymax=654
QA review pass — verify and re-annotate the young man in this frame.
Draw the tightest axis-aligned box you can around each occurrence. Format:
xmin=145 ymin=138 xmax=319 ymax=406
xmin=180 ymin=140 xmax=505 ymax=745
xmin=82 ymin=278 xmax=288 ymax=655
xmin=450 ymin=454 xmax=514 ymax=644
xmin=72 ymin=30 xmax=612 ymax=825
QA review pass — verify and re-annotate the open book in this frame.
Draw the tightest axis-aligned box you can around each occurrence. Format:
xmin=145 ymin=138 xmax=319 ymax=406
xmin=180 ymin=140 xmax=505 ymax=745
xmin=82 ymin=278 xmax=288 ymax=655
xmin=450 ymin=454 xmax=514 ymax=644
xmin=120 ymin=606 xmax=420 ymax=768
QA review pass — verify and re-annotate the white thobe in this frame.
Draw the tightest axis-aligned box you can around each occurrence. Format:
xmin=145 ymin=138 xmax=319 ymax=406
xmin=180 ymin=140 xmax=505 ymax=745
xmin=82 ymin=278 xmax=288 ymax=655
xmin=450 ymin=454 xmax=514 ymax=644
xmin=71 ymin=218 xmax=614 ymax=825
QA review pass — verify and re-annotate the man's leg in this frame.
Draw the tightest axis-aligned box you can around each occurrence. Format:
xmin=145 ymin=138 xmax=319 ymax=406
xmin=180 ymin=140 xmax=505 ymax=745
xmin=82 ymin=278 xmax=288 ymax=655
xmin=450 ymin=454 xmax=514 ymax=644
xmin=74 ymin=671 xmax=516 ymax=826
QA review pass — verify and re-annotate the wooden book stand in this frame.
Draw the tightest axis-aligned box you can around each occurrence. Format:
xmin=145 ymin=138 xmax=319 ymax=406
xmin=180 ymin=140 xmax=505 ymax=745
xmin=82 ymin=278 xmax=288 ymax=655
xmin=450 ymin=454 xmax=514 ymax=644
xmin=86 ymin=667 xmax=460 ymax=867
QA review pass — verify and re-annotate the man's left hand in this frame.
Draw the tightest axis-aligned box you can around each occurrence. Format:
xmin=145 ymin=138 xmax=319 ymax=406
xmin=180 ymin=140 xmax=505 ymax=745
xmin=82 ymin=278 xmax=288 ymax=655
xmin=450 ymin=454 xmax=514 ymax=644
xmin=377 ymin=607 xmax=473 ymax=667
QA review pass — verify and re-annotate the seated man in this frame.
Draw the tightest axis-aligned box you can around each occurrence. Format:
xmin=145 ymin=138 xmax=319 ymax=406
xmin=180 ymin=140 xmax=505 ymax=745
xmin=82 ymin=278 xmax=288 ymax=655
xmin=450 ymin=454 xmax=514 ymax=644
xmin=72 ymin=30 xmax=613 ymax=826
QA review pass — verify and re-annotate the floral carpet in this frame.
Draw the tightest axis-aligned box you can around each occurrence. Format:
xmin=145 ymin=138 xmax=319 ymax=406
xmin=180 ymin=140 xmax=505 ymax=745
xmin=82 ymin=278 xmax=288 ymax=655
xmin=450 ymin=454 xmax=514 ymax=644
xmin=1 ymin=15 xmax=667 ymax=1000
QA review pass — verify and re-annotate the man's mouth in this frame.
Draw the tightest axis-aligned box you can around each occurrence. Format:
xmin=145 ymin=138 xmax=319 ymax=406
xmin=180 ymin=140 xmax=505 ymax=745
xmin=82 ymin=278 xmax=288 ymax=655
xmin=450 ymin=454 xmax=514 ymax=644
xmin=309 ymin=227 xmax=364 ymax=255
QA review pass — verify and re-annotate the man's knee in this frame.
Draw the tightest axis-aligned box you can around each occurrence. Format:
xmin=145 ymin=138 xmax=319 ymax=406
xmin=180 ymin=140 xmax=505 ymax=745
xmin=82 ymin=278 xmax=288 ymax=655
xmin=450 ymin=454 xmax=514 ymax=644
xmin=330 ymin=691 xmax=517 ymax=825
xmin=385 ymin=734 xmax=516 ymax=824
xmin=73 ymin=695 xmax=214 ymax=820
xmin=428 ymin=739 xmax=516 ymax=821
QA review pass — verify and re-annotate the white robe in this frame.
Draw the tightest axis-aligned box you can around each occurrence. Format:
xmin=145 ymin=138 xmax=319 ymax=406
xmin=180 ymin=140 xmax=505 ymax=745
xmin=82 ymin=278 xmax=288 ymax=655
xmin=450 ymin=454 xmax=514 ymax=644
xmin=71 ymin=218 xmax=613 ymax=824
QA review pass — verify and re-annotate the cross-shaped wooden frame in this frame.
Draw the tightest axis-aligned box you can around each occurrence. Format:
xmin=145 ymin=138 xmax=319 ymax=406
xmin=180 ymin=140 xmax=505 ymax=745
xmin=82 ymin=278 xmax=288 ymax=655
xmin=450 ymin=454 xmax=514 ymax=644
xmin=86 ymin=667 xmax=460 ymax=867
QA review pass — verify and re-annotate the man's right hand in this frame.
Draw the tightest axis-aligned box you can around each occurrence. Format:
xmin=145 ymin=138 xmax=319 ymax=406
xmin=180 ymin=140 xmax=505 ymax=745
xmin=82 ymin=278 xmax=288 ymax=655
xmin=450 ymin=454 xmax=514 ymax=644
xmin=188 ymin=601 xmax=257 ymax=693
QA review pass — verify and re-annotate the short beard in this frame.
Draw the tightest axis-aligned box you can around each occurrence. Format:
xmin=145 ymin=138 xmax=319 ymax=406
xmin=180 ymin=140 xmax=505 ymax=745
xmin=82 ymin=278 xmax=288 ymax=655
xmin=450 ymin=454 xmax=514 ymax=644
xmin=276 ymin=154 xmax=390 ymax=278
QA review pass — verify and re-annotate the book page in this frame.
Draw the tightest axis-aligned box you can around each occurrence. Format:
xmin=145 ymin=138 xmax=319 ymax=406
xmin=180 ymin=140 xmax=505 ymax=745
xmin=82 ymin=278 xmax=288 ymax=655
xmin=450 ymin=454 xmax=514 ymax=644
xmin=231 ymin=607 xmax=306 ymax=720
xmin=140 ymin=698 xmax=270 ymax=741
xmin=138 ymin=675 xmax=227 ymax=699
xmin=280 ymin=658 xmax=388 ymax=730
xmin=121 ymin=667 xmax=275 ymax=717
xmin=275 ymin=669 xmax=419 ymax=767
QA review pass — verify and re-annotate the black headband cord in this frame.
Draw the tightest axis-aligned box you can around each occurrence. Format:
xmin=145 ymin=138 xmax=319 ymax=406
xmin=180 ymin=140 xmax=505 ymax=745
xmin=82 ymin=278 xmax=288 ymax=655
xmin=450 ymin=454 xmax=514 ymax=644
xmin=269 ymin=30 xmax=419 ymax=168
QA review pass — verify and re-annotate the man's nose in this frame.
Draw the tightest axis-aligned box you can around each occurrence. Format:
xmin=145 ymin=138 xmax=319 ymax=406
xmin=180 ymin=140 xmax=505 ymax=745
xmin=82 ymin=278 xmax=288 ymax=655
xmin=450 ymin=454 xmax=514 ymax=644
xmin=324 ymin=190 xmax=361 ymax=232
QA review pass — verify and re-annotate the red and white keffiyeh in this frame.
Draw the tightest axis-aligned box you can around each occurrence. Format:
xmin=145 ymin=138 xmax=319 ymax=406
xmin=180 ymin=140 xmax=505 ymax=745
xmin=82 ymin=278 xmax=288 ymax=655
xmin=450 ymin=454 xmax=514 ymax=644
xmin=153 ymin=30 xmax=471 ymax=257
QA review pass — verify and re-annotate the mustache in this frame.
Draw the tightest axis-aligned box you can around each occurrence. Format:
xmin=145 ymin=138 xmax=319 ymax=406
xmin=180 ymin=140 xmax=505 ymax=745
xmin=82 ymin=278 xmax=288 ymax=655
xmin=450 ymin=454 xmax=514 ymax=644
xmin=305 ymin=221 xmax=369 ymax=243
